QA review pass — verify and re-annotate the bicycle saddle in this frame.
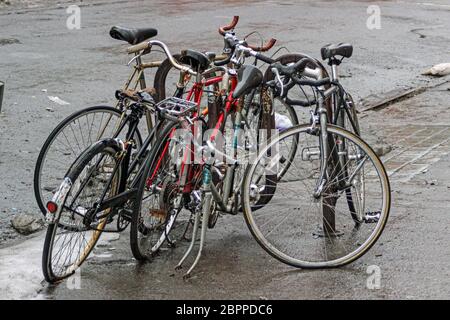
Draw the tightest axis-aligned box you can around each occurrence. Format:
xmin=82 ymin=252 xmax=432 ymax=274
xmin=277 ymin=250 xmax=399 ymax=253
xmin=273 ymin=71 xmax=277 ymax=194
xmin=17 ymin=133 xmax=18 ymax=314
xmin=180 ymin=49 xmax=211 ymax=72
xmin=321 ymin=43 xmax=353 ymax=60
xmin=109 ymin=26 xmax=158 ymax=45
xmin=232 ymin=65 xmax=263 ymax=99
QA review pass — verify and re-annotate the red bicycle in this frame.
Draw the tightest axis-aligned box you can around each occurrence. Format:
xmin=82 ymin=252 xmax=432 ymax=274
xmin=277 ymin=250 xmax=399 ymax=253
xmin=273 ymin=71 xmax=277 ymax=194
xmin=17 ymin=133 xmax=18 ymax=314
xmin=129 ymin=18 xmax=280 ymax=277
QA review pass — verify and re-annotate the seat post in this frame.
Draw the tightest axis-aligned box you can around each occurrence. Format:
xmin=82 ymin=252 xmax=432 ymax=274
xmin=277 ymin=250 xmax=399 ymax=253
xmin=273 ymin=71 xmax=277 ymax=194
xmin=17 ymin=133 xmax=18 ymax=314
xmin=329 ymin=57 xmax=341 ymax=82
xmin=331 ymin=64 xmax=338 ymax=82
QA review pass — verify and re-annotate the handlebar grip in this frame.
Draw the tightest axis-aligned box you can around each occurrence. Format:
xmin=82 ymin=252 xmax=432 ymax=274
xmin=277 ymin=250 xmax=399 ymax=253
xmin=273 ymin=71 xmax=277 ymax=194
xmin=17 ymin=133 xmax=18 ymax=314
xmin=127 ymin=41 xmax=150 ymax=54
xmin=271 ymin=58 xmax=311 ymax=76
xmin=255 ymin=53 xmax=275 ymax=64
xmin=214 ymin=54 xmax=232 ymax=66
xmin=285 ymin=97 xmax=317 ymax=107
xmin=218 ymin=16 xmax=239 ymax=36
xmin=248 ymin=38 xmax=277 ymax=52
xmin=292 ymin=75 xmax=331 ymax=87
xmin=214 ymin=54 xmax=229 ymax=61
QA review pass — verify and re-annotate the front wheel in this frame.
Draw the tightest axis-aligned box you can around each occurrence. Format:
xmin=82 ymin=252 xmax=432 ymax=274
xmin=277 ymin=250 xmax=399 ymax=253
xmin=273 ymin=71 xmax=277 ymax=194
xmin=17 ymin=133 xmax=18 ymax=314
xmin=241 ymin=124 xmax=390 ymax=268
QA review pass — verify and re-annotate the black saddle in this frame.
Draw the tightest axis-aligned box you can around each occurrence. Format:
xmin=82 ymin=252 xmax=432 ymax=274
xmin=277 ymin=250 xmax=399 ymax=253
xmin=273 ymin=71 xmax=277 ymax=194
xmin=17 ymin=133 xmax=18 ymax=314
xmin=110 ymin=26 xmax=158 ymax=45
xmin=232 ymin=65 xmax=264 ymax=99
xmin=180 ymin=49 xmax=215 ymax=72
xmin=321 ymin=43 xmax=353 ymax=60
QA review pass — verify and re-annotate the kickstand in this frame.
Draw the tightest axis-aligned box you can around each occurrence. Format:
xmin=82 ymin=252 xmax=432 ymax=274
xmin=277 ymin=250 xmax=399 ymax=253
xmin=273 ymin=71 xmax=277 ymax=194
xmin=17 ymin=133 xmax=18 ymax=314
xmin=175 ymin=193 xmax=211 ymax=279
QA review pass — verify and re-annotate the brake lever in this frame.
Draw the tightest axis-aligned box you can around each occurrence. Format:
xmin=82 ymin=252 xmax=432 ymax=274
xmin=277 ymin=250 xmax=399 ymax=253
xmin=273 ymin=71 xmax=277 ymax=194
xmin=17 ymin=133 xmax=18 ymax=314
xmin=271 ymin=67 xmax=284 ymax=98
xmin=127 ymin=52 xmax=143 ymax=66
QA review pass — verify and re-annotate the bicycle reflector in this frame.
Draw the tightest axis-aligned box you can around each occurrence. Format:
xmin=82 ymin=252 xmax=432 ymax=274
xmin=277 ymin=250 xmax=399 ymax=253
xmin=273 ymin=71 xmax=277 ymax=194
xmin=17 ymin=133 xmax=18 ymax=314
xmin=46 ymin=201 xmax=58 ymax=214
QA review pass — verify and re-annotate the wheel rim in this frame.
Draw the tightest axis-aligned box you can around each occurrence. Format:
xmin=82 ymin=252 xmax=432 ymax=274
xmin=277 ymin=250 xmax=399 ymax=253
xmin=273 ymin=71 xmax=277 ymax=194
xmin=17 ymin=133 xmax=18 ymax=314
xmin=46 ymin=148 xmax=120 ymax=280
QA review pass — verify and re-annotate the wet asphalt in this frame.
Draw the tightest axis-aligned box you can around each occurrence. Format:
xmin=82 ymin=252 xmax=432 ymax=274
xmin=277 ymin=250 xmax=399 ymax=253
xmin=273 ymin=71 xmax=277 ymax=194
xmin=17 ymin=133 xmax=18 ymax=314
xmin=0 ymin=0 xmax=449 ymax=299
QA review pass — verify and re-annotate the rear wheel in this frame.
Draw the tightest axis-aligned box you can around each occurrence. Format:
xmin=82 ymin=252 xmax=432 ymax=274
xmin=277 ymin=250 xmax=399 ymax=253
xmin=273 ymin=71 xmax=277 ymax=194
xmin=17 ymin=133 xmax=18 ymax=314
xmin=154 ymin=54 xmax=185 ymax=102
xmin=42 ymin=141 xmax=122 ymax=283
xmin=130 ymin=122 xmax=190 ymax=260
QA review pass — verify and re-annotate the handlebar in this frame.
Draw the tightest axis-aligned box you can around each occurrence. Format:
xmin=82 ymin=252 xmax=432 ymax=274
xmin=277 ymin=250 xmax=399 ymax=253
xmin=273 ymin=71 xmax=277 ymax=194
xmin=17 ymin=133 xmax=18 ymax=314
xmin=218 ymin=16 xmax=239 ymax=36
xmin=247 ymin=38 xmax=277 ymax=52
xmin=214 ymin=54 xmax=232 ymax=66
xmin=218 ymin=16 xmax=277 ymax=54
xmin=271 ymin=57 xmax=331 ymax=87
xmin=292 ymin=76 xmax=331 ymax=87
xmin=271 ymin=58 xmax=309 ymax=76
xmin=127 ymin=17 xmax=278 ymax=80
xmin=127 ymin=40 xmax=197 ymax=76
xmin=268 ymin=57 xmax=334 ymax=106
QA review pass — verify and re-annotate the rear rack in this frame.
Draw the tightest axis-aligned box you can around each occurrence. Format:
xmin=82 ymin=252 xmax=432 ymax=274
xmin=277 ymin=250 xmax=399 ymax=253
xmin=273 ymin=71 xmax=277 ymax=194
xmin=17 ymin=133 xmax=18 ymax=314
xmin=156 ymin=97 xmax=198 ymax=114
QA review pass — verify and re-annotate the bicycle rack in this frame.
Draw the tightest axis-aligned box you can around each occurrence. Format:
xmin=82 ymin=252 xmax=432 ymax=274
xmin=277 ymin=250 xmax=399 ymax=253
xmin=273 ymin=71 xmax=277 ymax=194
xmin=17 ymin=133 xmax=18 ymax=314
xmin=0 ymin=81 xmax=4 ymax=113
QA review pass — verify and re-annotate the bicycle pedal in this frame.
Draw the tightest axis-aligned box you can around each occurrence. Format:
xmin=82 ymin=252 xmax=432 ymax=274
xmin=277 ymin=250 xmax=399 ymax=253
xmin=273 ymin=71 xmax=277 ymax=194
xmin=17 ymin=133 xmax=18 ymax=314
xmin=363 ymin=211 xmax=381 ymax=223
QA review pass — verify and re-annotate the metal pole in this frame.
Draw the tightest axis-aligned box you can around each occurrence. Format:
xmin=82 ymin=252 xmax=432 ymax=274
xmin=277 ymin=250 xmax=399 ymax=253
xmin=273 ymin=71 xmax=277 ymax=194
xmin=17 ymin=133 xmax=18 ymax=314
xmin=0 ymin=81 xmax=4 ymax=113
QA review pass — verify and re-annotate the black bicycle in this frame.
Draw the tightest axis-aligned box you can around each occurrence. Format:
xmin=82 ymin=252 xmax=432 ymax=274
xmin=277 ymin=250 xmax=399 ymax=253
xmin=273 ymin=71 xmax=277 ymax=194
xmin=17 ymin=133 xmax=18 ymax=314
xmin=41 ymin=85 xmax=198 ymax=282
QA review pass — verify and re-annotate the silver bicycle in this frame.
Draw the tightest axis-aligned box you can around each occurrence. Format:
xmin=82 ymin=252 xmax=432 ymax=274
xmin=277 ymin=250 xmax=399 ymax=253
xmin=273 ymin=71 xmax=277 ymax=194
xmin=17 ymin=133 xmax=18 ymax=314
xmin=241 ymin=57 xmax=391 ymax=268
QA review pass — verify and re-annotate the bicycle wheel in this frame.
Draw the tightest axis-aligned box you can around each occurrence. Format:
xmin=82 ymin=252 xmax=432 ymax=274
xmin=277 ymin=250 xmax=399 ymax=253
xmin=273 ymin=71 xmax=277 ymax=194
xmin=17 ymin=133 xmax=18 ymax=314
xmin=42 ymin=139 xmax=123 ymax=283
xmin=273 ymin=97 xmax=298 ymax=181
xmin=34 ymin=106 xmax=142 ymax=216
xmin=230 ymin=87 xmax=277 ymax=211
xmin=153 ymin=54 xmax=184 ymax=102
xmin=130 ymin=122 xmax=192 ymax=260
xmin=242 ymin=124 xmax=390 ymax=268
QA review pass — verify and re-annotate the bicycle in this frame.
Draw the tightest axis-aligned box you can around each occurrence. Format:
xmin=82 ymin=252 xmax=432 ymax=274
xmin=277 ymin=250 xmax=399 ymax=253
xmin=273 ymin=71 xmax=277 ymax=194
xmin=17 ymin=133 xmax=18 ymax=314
xmin=42 ymin=87 xmax=200 ymax=282
xmin=241 ymin=56 xmax=391 ymax=268
xmin=137 ymin=26 xmax=297 ymax=278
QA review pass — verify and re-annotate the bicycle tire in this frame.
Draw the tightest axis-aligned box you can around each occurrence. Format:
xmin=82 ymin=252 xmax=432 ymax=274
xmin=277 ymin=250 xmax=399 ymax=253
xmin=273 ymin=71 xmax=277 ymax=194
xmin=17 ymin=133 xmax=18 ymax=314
xmin=42 ymin=139 xmax=123 ymax=283
xmin=130 ymin=121 xmax=180 ymax=260
xmin=153 ymin=54 xmax=183 ymax=102
xmin=242 ymin=124 xmax=391 ymax=269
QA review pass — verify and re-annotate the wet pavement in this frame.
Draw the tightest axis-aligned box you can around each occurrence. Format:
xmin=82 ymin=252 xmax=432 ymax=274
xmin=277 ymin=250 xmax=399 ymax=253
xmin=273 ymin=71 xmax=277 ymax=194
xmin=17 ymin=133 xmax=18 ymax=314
xmin=0 ymin=0 xmax=450 ymax=299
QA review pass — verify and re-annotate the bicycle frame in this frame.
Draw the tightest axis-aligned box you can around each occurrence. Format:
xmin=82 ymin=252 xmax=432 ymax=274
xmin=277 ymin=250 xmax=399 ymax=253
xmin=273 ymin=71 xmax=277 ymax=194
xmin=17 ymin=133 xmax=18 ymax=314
xmin=311 ymin=82 xmax=369 ymax=233
xmin=146 ymin=72 xmax=239 ymax=194
xmin=66 ymin=104 xmax=167 ymax=228
xmin=93 ymin=53 xmax=163 ymax=145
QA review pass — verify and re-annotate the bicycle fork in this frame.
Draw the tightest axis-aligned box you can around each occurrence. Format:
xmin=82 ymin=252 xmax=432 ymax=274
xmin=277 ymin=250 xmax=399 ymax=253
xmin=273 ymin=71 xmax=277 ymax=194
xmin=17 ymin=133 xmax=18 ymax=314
xmin=314 ymin=100 xmax=330 ymax=199
xmin=313 ymin=97 xmax=340 ymax=236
